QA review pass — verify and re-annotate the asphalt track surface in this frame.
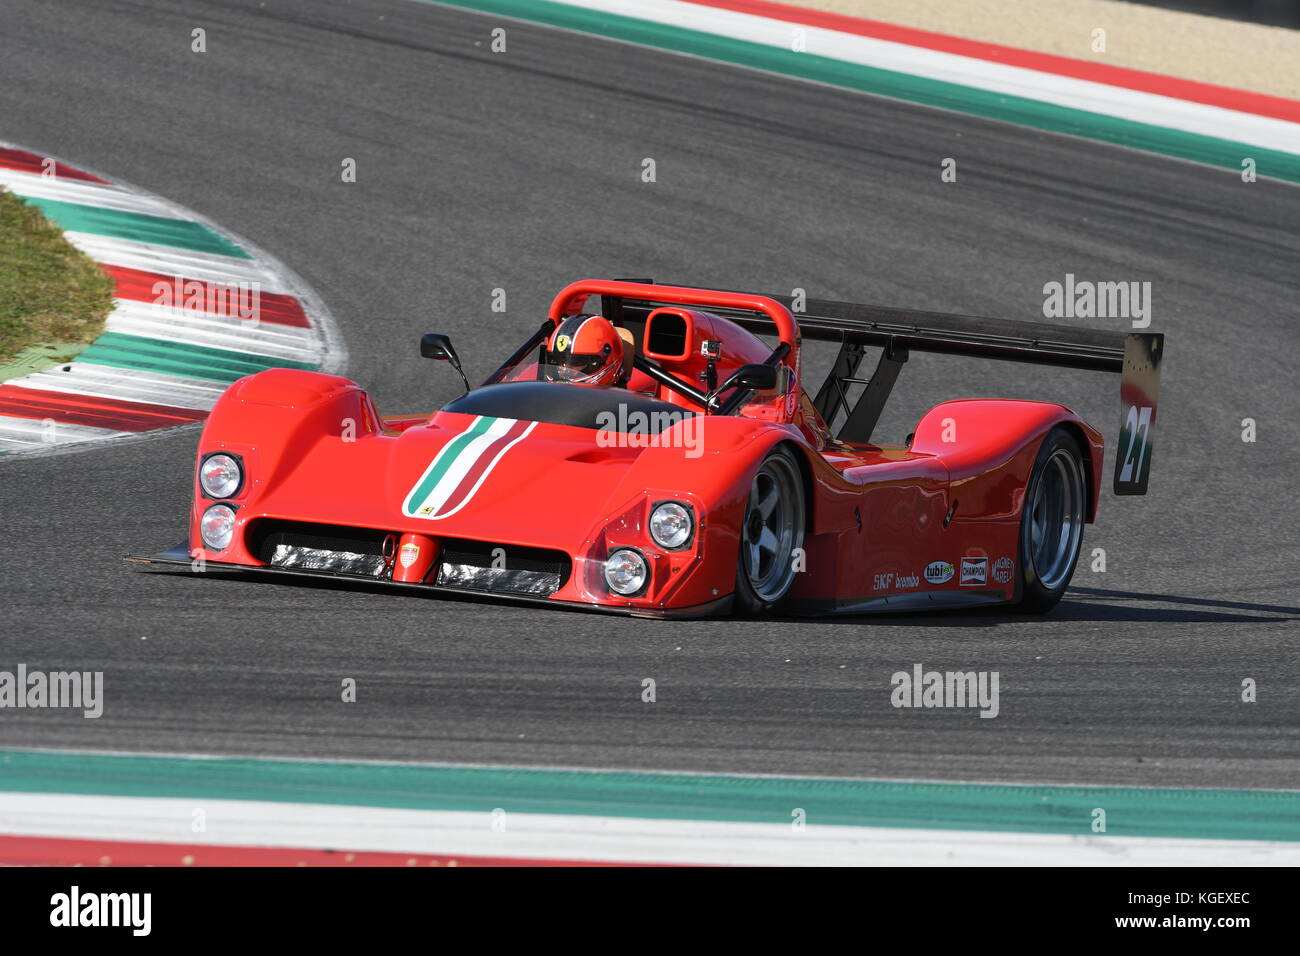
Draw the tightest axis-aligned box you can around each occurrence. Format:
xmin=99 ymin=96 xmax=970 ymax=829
xmin=1 ymin=0 xmax=1297 ymax=789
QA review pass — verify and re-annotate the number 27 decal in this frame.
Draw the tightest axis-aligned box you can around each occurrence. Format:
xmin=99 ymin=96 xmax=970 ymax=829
xmin=1118 ymin=404 xmax=1153 ymax=485
xmin=1113 ymin=333 xmax=1163 ymax=496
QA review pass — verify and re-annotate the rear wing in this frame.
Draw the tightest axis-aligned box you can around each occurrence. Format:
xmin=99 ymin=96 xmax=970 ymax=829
xmin=593 ymin=282 xmax=1164 ymax=496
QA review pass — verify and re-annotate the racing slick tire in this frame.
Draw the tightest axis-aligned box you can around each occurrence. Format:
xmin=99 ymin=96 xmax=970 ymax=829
xmin=734 ymin=446 xmax=806 ymax=615
xmin=1017 ymin=426 xmax=1087 ymax=614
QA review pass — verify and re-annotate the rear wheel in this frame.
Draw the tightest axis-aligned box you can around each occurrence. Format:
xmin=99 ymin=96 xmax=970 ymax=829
xmin=733 ymin=447 xmax=805 ymax=615
xmin=1017 ymin=427 xmax=1087 ymax=614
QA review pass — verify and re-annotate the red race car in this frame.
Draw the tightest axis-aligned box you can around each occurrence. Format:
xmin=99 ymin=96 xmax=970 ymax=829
xmin=133 ymin=279 xmax=1163 ymax=618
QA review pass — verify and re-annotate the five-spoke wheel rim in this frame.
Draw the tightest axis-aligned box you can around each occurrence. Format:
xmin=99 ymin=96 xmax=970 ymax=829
xmin=1027 ymin=447 xmax=1084 ymax=592
xmin=742 ymin=455 xmax=802 ymax=603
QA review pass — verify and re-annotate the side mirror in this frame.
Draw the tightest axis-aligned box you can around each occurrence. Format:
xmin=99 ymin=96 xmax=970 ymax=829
xmin=725 ymin=363 xmax=778 ymax=392
xmin=420 ymin=333 xmax=469 ymax=394
xmin=707 ymin=363 xmax=780 ymax=412
xmin=421 ymin=333 xmax=459 ymax=363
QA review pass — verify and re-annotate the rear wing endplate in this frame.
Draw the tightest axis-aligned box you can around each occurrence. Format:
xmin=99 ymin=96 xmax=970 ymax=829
xmin=1114 ymin=331 xmax=1163 ymax=495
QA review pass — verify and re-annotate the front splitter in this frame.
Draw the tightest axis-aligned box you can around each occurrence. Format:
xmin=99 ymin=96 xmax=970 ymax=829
xmin=125 ymin=543 xmax=734 ymax=620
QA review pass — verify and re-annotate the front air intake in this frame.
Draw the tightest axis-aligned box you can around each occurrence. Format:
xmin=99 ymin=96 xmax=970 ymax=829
xmin=435 ymin=539 xmax=570 ymax=596
xmin=247 ymin=520 xmax=389 ymax=577
xmin=245 ymin=521 xmax=570 ymax=595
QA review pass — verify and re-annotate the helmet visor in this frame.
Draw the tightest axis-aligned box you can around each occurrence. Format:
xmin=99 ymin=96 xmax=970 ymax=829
xmin=544 ymin=346 xmax=609 ymax=381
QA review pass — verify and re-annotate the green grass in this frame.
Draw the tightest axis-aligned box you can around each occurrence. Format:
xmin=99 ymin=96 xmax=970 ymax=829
xmin=0 ymin=186 xmax=114 ymax=365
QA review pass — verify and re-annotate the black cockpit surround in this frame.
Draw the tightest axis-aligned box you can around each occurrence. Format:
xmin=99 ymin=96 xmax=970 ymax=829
xmin=441 ymin=381 xmax=695 ymax=434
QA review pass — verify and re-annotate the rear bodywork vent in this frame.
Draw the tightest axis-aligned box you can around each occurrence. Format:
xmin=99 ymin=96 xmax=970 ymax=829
xmin=436 ymin=539 xmax=570 ymax=596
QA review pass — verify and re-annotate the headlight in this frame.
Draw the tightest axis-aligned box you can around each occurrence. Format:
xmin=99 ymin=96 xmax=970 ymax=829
xmin=604 ymin=548 xmax=648 ymax=596
xmin=200 ymin=453 xmax=243 ymax=498
xmin=649 ymin=501 xmax=693 ymax=550
xmin=200 ymin=504 xmax=237 ymax=551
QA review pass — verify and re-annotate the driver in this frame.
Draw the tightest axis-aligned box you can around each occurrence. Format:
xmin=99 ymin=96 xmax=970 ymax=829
xmin=543 ymin=313 xmax=630 ymax=387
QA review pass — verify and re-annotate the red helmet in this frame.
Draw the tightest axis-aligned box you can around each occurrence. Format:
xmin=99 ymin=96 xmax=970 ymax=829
xmin=544 ymin=314 xmax=627 ymax=386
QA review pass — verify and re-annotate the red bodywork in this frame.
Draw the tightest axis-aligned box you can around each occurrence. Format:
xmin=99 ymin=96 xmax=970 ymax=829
xmin=175 ymin=281 xmax=1104 ymax=617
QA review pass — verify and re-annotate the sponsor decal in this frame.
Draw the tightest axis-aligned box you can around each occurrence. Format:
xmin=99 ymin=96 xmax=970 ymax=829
xmin=960 ymin=556 xmax=988 ymax=586
xmin=403 ymin=416 xmax=538 ymax=520
xmin=874 ymin=571 xmax=922 ymax=591
xmin=399 ymin=543 xmax=420 ymax=569
xmin=555 ymin=334 xmax=570 ymax=352
xmin=992 ymin=556 xmax=1013 ymax=584
xmin=924 ymin=561 xmax=954 ymax=585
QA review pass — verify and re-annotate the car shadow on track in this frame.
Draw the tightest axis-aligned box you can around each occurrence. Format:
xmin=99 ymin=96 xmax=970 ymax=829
xmin=800 ymin=586 xmax=1298 ymax=627
xmin=136 ymin=569 xmax=1297 ymax=626
xmin=136 ymin=568 xmax=593 ymax=616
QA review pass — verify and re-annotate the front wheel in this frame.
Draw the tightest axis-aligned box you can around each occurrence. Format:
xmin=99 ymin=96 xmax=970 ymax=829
xmin=1017 ymin=427 xmax=1087 ymax=614
xmin=733 ymin=446 xmax=806 ymax=615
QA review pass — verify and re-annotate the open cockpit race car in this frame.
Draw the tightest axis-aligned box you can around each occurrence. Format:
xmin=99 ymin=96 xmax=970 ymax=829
xmin=130 ymin=280 xmax=1164 ymax=618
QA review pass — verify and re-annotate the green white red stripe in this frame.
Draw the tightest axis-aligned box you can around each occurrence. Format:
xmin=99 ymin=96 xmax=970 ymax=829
xmin=0 ymin=833 xmax=605 ymax=867
xmin=403 ymin=415 xmax=538 ymax=519
xmin=426 ymin=0 xmax=1300 ymax=182
xmin=1 ymin=749 xmax=1297 ymax=866
xmin=0 ymin=145 xmax=342 ymax=455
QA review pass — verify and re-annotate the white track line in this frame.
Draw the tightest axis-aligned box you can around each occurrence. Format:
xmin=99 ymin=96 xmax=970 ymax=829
xmin=10 ymin=364 xmax=228 ymax=409
xmin=1 ymin=792 xmax=1295 ymax=866
xmin=62 ymin=232 xmax=286 ymax=289
xmin=0 ymin=418 xmax=128 ymax=451
xmin=105 ymin=300 xmax=324 ymax=363
xmin=0 ymin=167 xmax=177 ymax=217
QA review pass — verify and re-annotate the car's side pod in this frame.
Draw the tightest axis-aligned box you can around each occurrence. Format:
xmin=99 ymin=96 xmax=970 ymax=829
xmin=911 ymin=400 xmax=1104 ymax=524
